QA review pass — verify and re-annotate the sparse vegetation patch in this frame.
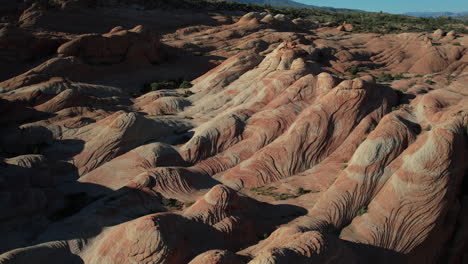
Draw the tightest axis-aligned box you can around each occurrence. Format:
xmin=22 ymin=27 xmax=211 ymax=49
xmin=162 ymin=197 xmax=184 ymax=209
xmin=142 ymin=79 xmax=193 ymax=94
xmin=357 ymin=206 xmax=368 ymax=216
xmin=250 ymin=186 xmax=313 ymax=200
xmin=152 ymin=1 xmax=468 ymax=34
xmin=425 ymin=79 xmax=436 ymax=85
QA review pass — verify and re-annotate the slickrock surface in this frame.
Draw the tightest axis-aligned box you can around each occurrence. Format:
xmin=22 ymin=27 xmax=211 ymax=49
xmin=0 ymin=6 xmax=467 ymax=264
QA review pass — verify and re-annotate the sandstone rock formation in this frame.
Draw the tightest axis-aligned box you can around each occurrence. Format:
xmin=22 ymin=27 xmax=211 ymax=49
xmin=57 ymin=25 xmax=160 ymax=65
xmin=0 ymin=5 xmax=467 ymax=264
xmin=337 ymin=22 xmax=354 ymax=32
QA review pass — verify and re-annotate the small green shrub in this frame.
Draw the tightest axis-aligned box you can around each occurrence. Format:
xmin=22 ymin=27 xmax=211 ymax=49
xmin=425 ymin=125 xmax=432 ymax=131
xmin=296 ymin=187 xmax=311 ymax=195
xmin=375 ymin=72 xmax=408 ymax=83
xmin=425 ymin=79 xmax=436 ymax=85
xmin=275 ymin=193 xmax=297 ymax=200
xmin=408 ymin=82 xmax=417 ymax=88
xmin=258 ymin=232 xmax=271 ymax=240
xmin=141 ymin=81 xmax=176 ymax=93
xmin=376 ymin=72 xmax=394 ymax=83
xmin=162 ymin=197 xmax=183 ymax=209
xmin=182 ymin=42 xmax=197 ymax=49
xmin=357 ymin=206 xmax=368 ymax=216
xmin=453 ymin=42 xmax=461 ymax=46
xmin=179 ymin=81 xmax=193 ymax=88
xmin=141 ymin=79 xmax=193 ymax=94
xmin=251 ymin=186 xmax=301 ymax=201
xmin=351 ymin=74 xmax=360 ymax=79
xmin=348 ymin=66 xmax=369 ymax=79
xmin=393 ymin=73 xmax=407 ymax=80
xmin=180 ymin=90 xmax=194 ymax=97
xmin=184 ymin=202 xmax=195 ymax=207
xmin=348 ymin=66 xmax=360 ymax=76
xmin=342 ymin=159 xmax=348 ymax=170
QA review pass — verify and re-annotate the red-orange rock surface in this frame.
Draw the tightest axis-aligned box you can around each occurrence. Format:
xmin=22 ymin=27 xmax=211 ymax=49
xmin=0 ymin=4 xmax=467 ymax=264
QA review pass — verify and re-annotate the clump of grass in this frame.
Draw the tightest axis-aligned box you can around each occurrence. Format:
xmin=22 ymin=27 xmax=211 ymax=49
xmin=393 ymin=72 xmax=410 ymax=80
xmin=181 ymin=90 xmax=194 ymax=97
xmin=425 ymin=79 xmax=436 ymax=85
xmin=342 ymin=159 xmax=348 ymax=170
xmin=446 ymin=74 xmax=454 ymax=85
xmin=251 ymin=186 xmax=277 ymax=196
xmin=150 ymin=81 xmax=178 ymax=91
xmin=425 ymin=125 xmax=432 ymax=131
xmin=375 ymin=72 xmax=409 ymax=83
xmin=348 ymin=66 xmax=369 ymax=75
xmin=184 ymin=202 xmax=195 ymax=207
xmin=369 ymin=123 xmax=376 ymax=132
xmin=182 ymin=42 xmax=197 ymax=49
xmin=348 ymin=66 xmax=359 ymax=76
xmin=453 ymin=42 xmax=461 ymax=46
xmin=350 ymin=74 xmax=360 ymax=79
xmin=408 ymin=81 xmax=417 ymax=88
xmin=179 ymin=81 xmax=193 ymax=88
xmin=376 ymin=72 xmax=394 ymax=83
xmin=251 ymin=186 xmax=309 ymax=201
xmin=393 ymin=73 xmax=404 ymax=79
xmin=141 ymin=79 xmax=193 ymax=94
xmin=357 ymin=206 xmax=368 ymax=216
xmin=275 ymin=193 xmax=298 ymax=200
xmin=296 ymin=187 xmax=311 ymax=195
xmin=162 ymin=197 xmax=183 ymax=210
xmin=391 ymin=106 xmax=401 ymax=111
xmin=348 ymin=66 xmax=369 ymax=79
xmin=258 ymin=232 xmax=271 ymax=240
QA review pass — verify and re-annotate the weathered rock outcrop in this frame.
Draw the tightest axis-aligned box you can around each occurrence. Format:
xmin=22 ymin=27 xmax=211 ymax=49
xmin=57 ymin=25 xmax=160 ymax=65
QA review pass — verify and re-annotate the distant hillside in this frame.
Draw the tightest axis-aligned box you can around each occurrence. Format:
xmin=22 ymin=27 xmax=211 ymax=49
xmin=405 ymin=11 xmax=468 ymax=21
xmin=87 ymin=0 xmax=468 ymax=34
xmin=226 ymin=0 xmax=311 ymax=8
xmin=224 ymin=0 xmax=358 ymax=12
